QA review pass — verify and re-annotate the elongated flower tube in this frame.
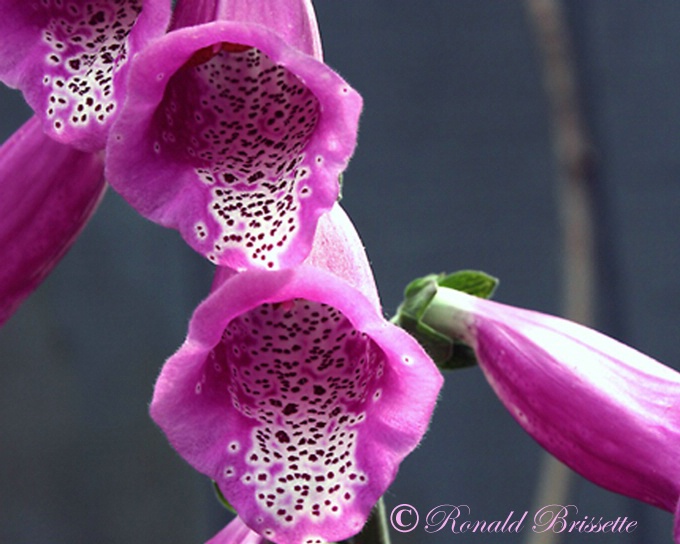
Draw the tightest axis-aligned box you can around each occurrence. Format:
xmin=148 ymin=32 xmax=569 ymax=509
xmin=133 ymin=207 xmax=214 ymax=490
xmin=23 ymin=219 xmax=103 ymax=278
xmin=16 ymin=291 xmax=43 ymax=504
xmin=0 ymin=116 xmax=105 ymax=325
xmin=206 ymin=516 xmax=265 ymax=544
xmin=408 ymin=279 xmax=680 ymax=542
xmin=106 ymin=0 xmax=362 ymax=270
xmin=171 ymin=0 xmax=323 ymax=58
xmin=151 ymin=206 xmax=442 ymax=544
xmin=0 ymin=0 xmax=171 ymax=151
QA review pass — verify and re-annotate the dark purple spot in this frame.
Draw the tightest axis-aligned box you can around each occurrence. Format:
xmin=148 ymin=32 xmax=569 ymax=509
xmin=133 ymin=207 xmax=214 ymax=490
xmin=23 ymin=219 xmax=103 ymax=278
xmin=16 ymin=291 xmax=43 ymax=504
xmin=282 ymin=403 xmax=298 ymax=416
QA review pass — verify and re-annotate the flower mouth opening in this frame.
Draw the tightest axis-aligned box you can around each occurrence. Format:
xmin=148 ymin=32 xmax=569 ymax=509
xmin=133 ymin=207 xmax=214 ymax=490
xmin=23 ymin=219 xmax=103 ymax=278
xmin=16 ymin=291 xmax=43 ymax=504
xmin=202 ymin=298 xmax=386 ymax=531
xmin=155 ymin=43 xmax=322 ymax=267
xmin=165 ymin=42 xmax=320 ymax=189
xmin=41 ymin=0 xmax=143 ymax=134
xmin=158 ymin=43 xmax=321 ymax=184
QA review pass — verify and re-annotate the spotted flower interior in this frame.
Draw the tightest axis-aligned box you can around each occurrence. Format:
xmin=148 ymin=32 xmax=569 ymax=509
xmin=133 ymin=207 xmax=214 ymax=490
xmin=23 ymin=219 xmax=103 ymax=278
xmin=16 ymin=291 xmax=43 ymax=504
xmin=201 ymin=299 xmax=385 ymax=543
xmin=0 ymin=0 xmax=170 ymax=150
xmin=153 ymin=264 xmax=442 ymax=544
xmin=155 ymin=44 xmax=320 ymax=268
xmin=106 ymin=21 xmax=362 ymax=270
xmin=41 ymin=0 xmax=141 ymax=138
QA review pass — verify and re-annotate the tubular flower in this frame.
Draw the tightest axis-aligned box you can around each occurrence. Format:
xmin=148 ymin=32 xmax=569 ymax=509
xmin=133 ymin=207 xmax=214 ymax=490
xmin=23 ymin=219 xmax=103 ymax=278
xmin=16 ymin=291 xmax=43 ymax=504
xmin=418 ymin=285 xmax=680 ymax=542
xmin=150 ymin=206 xmax=442 ymax=544
xmin=206 ymin=517 xmax=265 ymax=544
xmin=171 ymin=0 xmax=323 ymax=58
xmin=106 ymin=0 xmax=362 ymax=270
xmin=0 ymin=116 xmax=105 ymax=325
xmin=0 ymin=0 xmax=171 ymax=151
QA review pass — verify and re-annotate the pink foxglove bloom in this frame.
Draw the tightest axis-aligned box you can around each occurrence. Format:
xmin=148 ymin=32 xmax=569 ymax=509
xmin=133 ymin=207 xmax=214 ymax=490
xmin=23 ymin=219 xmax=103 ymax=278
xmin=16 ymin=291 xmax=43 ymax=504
xmin=206 ymin=516 xmax=265 ymax=544
xmin=106 ymin=0 xmax=362 ymax=270
xmin=0 ymin=0 xmax=171 ymax=151
xmin=419 ymin=285 xmax=680 ymax=542
xmin=0 ymin=116 xmax=105 ymax=325
xmin=151 ymin=205 xmax=442 ymax=544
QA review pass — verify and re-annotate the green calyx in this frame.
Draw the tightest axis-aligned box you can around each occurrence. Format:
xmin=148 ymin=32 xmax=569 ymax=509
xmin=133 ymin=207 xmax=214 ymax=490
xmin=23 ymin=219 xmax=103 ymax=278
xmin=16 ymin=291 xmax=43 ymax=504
xmin=392 ymin=270 xmax=498 ymax=370
xmin=212 ymin=481 xmax=237 ymax=514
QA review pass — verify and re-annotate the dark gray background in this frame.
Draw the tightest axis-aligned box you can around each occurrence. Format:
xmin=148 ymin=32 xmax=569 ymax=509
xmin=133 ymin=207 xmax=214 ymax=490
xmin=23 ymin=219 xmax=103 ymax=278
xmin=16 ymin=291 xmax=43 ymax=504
xmin=2 ymin=2 xmax=679 ymax=543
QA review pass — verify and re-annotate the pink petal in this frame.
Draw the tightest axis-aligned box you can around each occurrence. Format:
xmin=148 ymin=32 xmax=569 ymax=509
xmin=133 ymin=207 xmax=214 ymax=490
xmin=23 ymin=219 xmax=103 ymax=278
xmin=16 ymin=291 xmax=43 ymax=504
xmin=172 ymin=0 xmax=323 ymax=59
xmin=206 ymin=516 xmax=265 ymax=544
xmin=0 ymin=116 xmax=105 ymax=325
xmin=423 ymin=287 xmax=680 ymax=522
xmin=214 ymin=203 xmax=381 ymax=313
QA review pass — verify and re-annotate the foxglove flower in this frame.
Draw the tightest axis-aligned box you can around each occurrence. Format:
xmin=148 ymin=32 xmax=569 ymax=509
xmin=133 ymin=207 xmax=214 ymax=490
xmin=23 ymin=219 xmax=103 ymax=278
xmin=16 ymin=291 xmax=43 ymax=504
xmin=207 ymin=516 xmax=264 ymax=544
xmin=151 ymin=206 xmax=442 ymax=544
xmin=0 ymin=116 xmax=105 ymax=325
xmin=413 ymin=282 xmax=680 ymax=542
xmin=0 ymin=0 xmax=171 ymax=151
xmin=106 ymin=0 xmax=362 ymax=270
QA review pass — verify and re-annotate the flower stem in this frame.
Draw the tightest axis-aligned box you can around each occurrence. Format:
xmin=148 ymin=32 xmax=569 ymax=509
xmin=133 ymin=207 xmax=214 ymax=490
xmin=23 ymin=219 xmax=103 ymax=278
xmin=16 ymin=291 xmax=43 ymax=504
xmin=325 ymin=497 xmax=393 ymax=544
xmin=347 ymin=497 xmax=391 ymax=544
xmin=522 ymin=1 xmax=597 ymax=544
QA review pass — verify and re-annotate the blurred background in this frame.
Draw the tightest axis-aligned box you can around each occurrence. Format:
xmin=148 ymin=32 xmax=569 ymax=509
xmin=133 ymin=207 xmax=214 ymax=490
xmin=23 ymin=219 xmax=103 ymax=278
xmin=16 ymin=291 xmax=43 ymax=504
xmin=2 ymin=1 xmax=680 ymax=543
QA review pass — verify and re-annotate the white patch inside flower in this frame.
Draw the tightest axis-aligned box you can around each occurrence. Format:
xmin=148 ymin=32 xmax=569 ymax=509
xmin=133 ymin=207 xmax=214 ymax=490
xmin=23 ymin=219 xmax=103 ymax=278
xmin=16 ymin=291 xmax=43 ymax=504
xmin=40 ymin=0 xmax=143 ymax=132
xmin=212 ymin=300 xmax=385 ymax=529
xmin=155 ymin=46 xmax=321 ymax=269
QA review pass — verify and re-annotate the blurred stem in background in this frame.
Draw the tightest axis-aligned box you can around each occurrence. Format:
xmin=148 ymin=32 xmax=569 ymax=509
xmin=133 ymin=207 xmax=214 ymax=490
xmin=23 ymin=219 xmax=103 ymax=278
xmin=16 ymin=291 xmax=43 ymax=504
xmin=333 ymin=499 xmax=391 ymax=544
xmin=523 ymin=1 xmax=597 ymax=544
xmin=263 ymin=498 xmax=391 ymax=544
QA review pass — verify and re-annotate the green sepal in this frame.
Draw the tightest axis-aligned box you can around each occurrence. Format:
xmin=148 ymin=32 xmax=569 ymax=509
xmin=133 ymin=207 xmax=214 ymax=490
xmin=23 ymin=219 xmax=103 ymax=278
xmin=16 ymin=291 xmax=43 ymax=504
xmin=393 ymin=270 xmax=498 ymax=371
xmin=399 ymin=273 xmax=440 ymax=321
xmin=212 ymin=481 xmax=236 ymax=514
xmin=437 ymin=269 xmax=498 ymax=299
